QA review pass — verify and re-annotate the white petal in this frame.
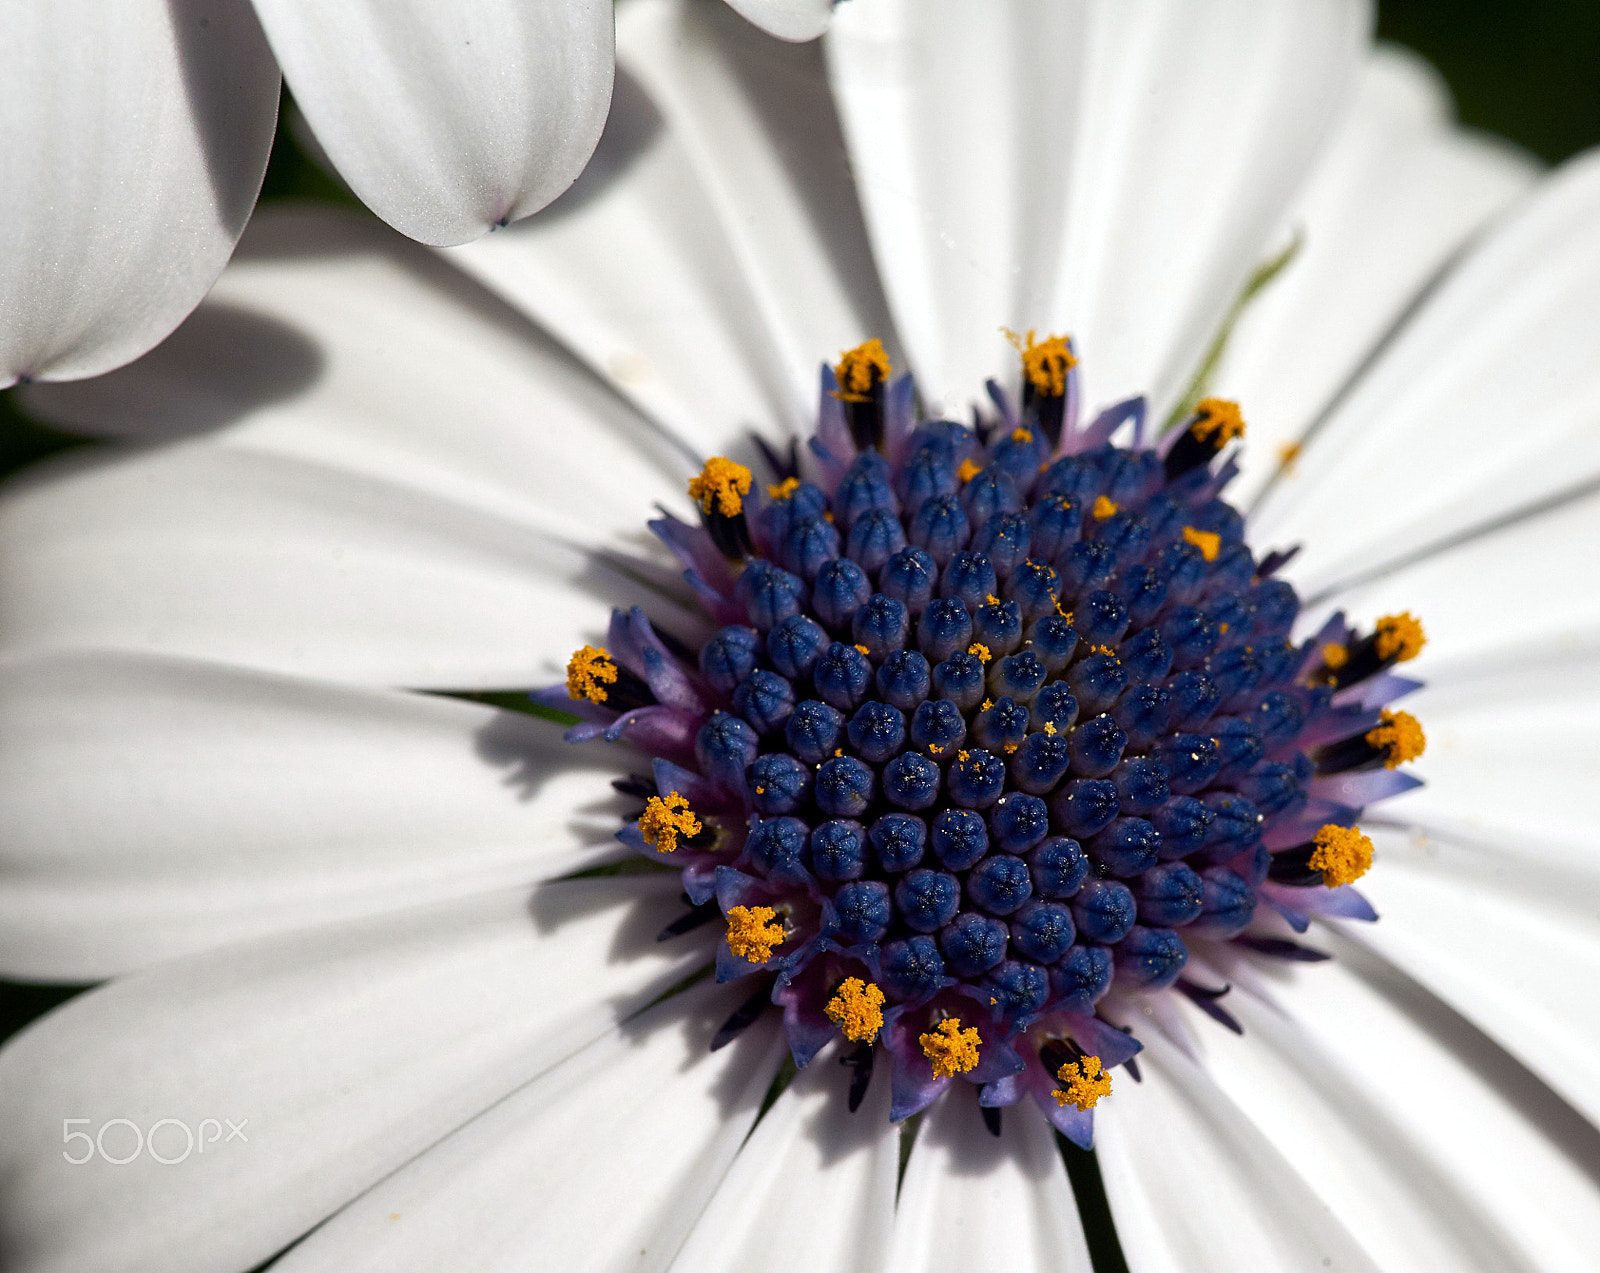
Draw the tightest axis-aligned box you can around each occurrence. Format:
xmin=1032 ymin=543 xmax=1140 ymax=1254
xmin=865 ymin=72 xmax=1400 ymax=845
xmin=1184 ymin=938 xmax=1600 ymax=1272
xmin=619 ymin=0 xmax=898 ymax=408
xmin=0 ymin=0 xmax=278 ymax=385
xmin=1217 ymin=46 xmax=1539 ymax=504
xmin=826 ymin=0 xmax=1369 ymax=417
xmin=1054 ymin=0 xmax=1371 ymax=418
xmin=722 ymin=0 xmax=835 ymax=41
xmin=1360 ymin=825 xmax=1600 ymax=1135
xmin=249 ymin=0 xmax=614 ymax=246
xmin=0 ymin=650 xmax=640 ymax=978
xmin=446 ymin=50 xmax=802 ymax=451
xmin=669 ymin=1049 xmax=898 ymax=1273
xmin=824 ymin=0 xmax=1088 ymax=412
xmin=274 ymin=985 xmax=785 ymax=1273
xmin=0 ymin=440 xmax=703 ymax=686
xmin=21 ymin=207 xmax=697 ymax=550
xmin=0 ymin=877 xmax=714 ymax=1273
xmin=1307 ymin=483 xmax=1600 ymax=672
xmin=1095 ymin=1030 xmax=1380 ymax=1273
xmin=1252 ymin=147 xmax=1600 ymax=594
xmin=887 ymin=1089 xmax=1093 ymax=1273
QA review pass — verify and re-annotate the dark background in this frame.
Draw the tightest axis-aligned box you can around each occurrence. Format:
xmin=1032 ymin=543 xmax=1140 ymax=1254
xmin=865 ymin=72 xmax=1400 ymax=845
xmin=1 ymin=0 xmax=1597 ymax=1034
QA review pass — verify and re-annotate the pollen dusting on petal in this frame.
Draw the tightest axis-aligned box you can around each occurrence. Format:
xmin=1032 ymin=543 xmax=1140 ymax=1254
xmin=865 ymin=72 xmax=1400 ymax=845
xmin=1052 ymin=1055 xmax=1111 ymax=1110
xmin=1375 ymin=611 xmax=1427 ymax=663
xmin=768 ymin=476 xmax=802 ymax=501
xmin=1366 ymin=709 xmax=1426 ymax=768
xmin=1092 ymin=495 xmax=1119 ymax=521
xmin=638 ymin=792 xmax=701 ymax=853
xmin=566 ymin=645 xmax=618 ymax=703
xmin=1191 ymin=397 xmax=1245 ymax=444
xmin=1005 ymin=328 xmax=1077 ymax=397
xmin=688 ymin=457 xmax=752 ymax=518
xmin=1277 ymin=441 xmax=1302 ymax=471
xmin=834 ymin=338 xmax=891 ymax=403
xmin=825 ymin=977 xmax=886 ymax=1043
xmin=920 ymin=1017 xmax=982 ymax=1078
xmin=969 ymin=642 xmax=992 ymax=663
xmin=1182 ymin=525 xmax=1221 ymax=562
xmin=726 ymin=905 xmax=785 ymax=962
xmin=957 ymin=457 xmax=983 ymax=484
xmin=1309 ymin=824 xmax=1374 ymax=888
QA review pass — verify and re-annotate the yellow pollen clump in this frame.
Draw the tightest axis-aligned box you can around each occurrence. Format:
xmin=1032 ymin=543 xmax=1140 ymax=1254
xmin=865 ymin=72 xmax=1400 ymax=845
xmin=920 ymin=1018 xmax=982 ymax=1078
xmin=825 ymin=978 xmax=886 ymax=1043
xmin=1309 ymin=824 xmax=1375 ymax=888
xmin=1375 ymin=612 xmax=1427 ymax=663
xmin=1191 ymin=398 xmax=1246 ymax=444
xmin=638 ymin=792 xmax=701 ymax=853
xmin=984 ymin=593 xmax=1002 ymax=606
xmin=1366 ymin=710 xmax=1426 ymax=768
xmin=1005 ymin=329 xmax=1078 ymax=397
xmin=1320 ymin=642 xmax=1350 ymax=671
xmin=1052 ymin=1055 xmax=1112 ymax=1110
xmin=969 ymin=642 xmax=992 ymax=663
xmin=1091 ymin=644 xmax=1119 ymax=660
xmin=1092 ymin=495 xmax=1119 ymax=521
xmin=854 ymin=643 xmax=872 ymax=657
xmin=767 ymin=476 xmax=801 ymax=501
xmin=980 ymin=698 xmax=994 ymax=711
xmin=956 ymin=457 xmax=983 ymax=484
xmin=1011 ymin=427 xmax=1034 ymax=444
xmin=725 ymin=905 xmax=786 ymax=963
xmin=956 ymin=750 xmax=971 ymax=763
xmin=688 ymin=457 xmax=752 ymax=518
xmin=834 ymin=338 xmax=892 ymax=402
xmin=1043 ymin=721 xmax=1058 ymax=736
xmin=566 ymin=645 xmax=618 ymax=704
xmin=1182 ymin=525 xmax=1222 ymax=562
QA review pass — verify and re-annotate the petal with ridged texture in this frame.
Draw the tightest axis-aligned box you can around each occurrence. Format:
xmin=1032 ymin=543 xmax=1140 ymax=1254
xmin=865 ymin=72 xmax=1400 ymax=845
xmin=1217 ymin=45 xmax=1538 ymax=503
xmin=0 ymin=878 xmax=715 ymax=1273
xmin=273 ymin=985 xmax=783 ymax=1273
xmin=826 ymin=0 xmax=1369 ymax=417
xmin=618 ymin=0 xmax=898 ymax=412
xmin=0 ymin=0 xmax=277 ymax=386
xmin=1095 ymin=1028 xmax=1380 ymax=1273
xmin=1186 ymin=939 xmax=1600 ymax=1272
xmin=0 ymin=439 xmax=706 ymax=686
xmin=1252 ymin=147 xmax=1600 ymax=595
xmin=0 ymin=650 xmax=642 ymax=978
xmin=19 ymin=207 xmax=697 ymax=549
xmin=667 ymin=1051 xmax=897 ymax=1273
xmin=887 ymin=1090 xmax=1093 ymax=1273
xmin=249 ymin=0 xmax=613 ymax=245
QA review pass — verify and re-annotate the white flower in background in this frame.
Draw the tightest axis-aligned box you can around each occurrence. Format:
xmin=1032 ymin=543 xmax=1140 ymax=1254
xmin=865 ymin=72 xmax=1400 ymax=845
xmin=0 ymin=0 xmax=832 ymax=390
xmin=3 ymin=1 xmax=1600 ymax=1271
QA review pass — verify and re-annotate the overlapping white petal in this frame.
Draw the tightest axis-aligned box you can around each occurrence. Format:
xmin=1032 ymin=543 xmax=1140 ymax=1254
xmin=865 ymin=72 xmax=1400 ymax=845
xmin=888 ymin=1090 xmax=1094 ymax=1273
xmin=827 ymin=0 xmax=1370 ymax=416
xmin=272 ymin=986 xmax=784 ymax=1273
xmin=1253 ymin=146 xmax=1600 ymax=594
xmin=0 ymin=0 xmax=278 ymax=387
xmin=1096 ymin=1028 xmax=1380 ymax=1272
xmin=0 ymin=649 xmax=645 ymax=978
xmin=1217 ymin=46 xmax=1539 ymax=502
xmin=250 ymin=0 xmax=614 ymax=246
xmin=0 ymin=878 xmax=715 ymax=1273
xmin=1178 ymin=941 xmax=1600 ymax=1272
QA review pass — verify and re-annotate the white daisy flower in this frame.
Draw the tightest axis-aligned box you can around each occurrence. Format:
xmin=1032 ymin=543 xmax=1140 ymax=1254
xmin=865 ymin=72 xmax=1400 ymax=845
xmin=0 ymin=0 xmax=829 ymax=389
xmin=3 ymin=2 xmax=1599 ymax=1271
